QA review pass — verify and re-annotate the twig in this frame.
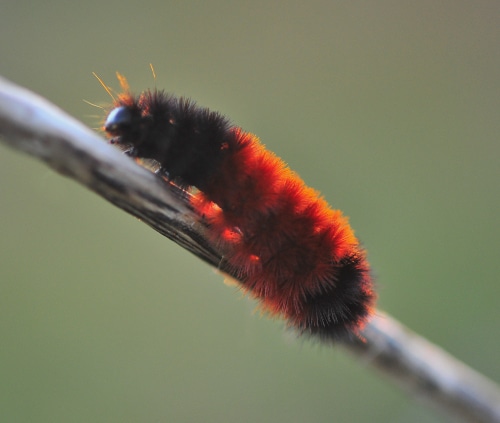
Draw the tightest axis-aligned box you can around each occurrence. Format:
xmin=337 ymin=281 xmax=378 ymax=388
xmin=1 ymin=76 xmax=499 ymax=423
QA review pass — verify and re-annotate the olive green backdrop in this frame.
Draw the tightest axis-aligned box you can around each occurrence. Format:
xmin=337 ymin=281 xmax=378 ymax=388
xmin=1 ymin=1 xmax=499 ymax=422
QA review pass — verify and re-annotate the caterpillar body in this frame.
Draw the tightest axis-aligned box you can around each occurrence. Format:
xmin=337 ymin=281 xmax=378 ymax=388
xmin=103 ymin=75 xmax=375 ymax=341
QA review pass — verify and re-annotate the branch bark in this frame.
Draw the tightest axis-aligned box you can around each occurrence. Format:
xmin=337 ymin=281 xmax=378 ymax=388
xmin=1 ymin=76 xmax=499 ymax=423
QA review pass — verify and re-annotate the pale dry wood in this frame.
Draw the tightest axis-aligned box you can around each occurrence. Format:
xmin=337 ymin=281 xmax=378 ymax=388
xmin=1 ymin=76 xmax=499 ymax=423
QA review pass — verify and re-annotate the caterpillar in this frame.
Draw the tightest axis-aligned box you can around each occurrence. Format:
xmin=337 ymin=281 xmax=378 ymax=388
xmin=101 ymin=74 xmax=375 ymax=341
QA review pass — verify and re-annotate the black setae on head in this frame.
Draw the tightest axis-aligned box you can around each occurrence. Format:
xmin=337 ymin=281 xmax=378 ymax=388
xmin=102 ymin=81 xmax=234 ymax=189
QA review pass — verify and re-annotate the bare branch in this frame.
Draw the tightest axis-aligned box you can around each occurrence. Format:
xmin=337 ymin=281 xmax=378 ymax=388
xmin=1 ymin=76 xmax=499 ymax=423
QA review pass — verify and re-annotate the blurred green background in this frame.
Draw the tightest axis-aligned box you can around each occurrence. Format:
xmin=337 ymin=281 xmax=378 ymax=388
xmin=1 ymin=1 xmax=499 ymax=422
